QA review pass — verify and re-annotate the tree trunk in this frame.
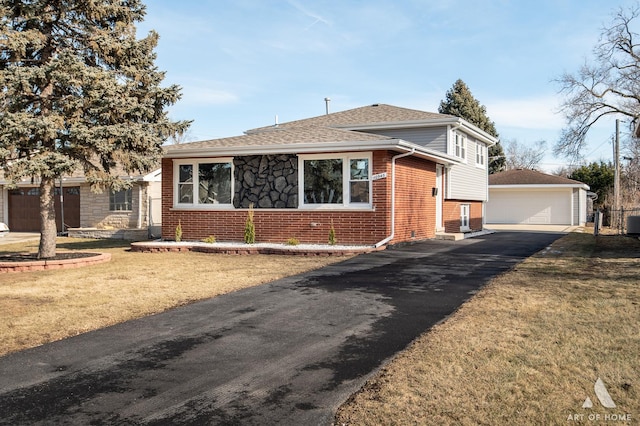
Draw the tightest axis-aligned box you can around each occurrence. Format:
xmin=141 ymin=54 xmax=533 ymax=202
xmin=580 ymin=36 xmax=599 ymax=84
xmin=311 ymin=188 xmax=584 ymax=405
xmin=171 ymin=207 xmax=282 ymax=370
xmin=38 ymin=177 xmax=57 ymax=259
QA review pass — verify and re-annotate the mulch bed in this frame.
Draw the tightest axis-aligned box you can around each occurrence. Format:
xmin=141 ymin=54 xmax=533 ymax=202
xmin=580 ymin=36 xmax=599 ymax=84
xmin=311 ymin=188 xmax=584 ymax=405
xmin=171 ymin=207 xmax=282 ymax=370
xmin=0 ymin=252 xmax=101 ymax=262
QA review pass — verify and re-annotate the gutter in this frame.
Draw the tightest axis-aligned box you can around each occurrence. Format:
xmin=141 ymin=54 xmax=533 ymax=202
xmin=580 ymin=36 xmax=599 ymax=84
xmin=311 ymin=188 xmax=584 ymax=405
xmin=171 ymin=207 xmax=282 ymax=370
xmin=375 ymin=148 xmax=416 ymax=248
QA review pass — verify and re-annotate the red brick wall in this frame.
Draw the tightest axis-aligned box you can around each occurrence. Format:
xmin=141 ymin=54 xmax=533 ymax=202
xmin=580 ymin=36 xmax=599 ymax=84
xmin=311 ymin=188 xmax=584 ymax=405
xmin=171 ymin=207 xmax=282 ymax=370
xmin=393 ymin=156 xmax=437 ymax=241
xmin=162 ymin=152 xmax=444 ymax=245
xmin=443 ymin=199 xmax=484 ymax=233
xmin=162 ymin=153 xmax=392 ymax=245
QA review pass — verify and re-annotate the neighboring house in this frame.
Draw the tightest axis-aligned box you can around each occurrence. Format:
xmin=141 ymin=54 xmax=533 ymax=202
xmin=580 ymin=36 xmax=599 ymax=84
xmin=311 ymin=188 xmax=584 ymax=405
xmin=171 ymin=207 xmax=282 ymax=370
xmin=486 ymin=169 xmax=590 ymax=226
xmin=162 ymin=104 xmax=497 ymax=246
xmin=0 ymin=169 xmax=161 ymax=239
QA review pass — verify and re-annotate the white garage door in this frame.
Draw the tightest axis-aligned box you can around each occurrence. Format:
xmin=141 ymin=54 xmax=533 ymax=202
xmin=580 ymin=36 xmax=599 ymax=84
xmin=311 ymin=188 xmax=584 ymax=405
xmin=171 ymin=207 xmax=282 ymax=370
xmin=486 ymin=189 xmax=571 ymax=225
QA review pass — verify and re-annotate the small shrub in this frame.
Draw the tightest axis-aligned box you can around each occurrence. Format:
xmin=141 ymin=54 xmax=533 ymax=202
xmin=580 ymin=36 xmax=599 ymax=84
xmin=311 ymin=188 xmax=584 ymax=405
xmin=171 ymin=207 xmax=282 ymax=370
xmin=175 ymin=220 xmax=182 ymax=242
xmin=202 ymin=235 xmax=216 ymax=244
xmin=244 ymin=204 xmax=256 ymax=244
xmin=286 ymin=237 xmax=300 ymax=246
xmin=328 ymin=219 xmax=337 ymax=245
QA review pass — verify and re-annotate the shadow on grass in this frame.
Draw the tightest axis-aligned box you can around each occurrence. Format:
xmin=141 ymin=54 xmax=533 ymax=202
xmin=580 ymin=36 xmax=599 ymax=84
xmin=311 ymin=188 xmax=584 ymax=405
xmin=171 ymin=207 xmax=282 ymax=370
xmin=594 ymin=234 xmax=640 ymax=259
xmin=0 ymin=238 xmax=133 ymax=255
xmin=56 ymin=238 xmax=132 ymax=251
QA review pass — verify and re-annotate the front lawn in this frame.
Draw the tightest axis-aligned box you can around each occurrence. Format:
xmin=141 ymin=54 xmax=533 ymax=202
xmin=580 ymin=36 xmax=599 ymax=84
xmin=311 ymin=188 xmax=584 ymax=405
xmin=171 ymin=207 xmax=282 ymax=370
xmin=0 ymin=238 xmax=347 ymax=356
xmin=335 ymin=232 xmax=640 ymax=425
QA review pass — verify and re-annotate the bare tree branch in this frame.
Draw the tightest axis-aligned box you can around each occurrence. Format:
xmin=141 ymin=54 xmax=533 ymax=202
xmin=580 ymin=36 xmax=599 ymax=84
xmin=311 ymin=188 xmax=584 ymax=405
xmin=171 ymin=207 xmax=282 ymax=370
xmin=556 ymin=3 xmax=640 ymax=162
xmin=504 ymin=139 xmax=547 ymax=170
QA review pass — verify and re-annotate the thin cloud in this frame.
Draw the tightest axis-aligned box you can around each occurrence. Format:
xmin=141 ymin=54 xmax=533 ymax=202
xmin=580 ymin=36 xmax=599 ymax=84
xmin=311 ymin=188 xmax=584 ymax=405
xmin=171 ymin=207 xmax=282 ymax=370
xmin=180 ymin=82 xmax=239 ymax=106
xmin=287 ymin=0 xmax=331 ymax=29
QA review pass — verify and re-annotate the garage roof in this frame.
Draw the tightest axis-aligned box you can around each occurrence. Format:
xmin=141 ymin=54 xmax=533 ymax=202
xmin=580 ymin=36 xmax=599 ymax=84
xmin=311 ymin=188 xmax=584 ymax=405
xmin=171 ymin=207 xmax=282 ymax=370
xmin=489 ymin=169 xmax=588 ymax=187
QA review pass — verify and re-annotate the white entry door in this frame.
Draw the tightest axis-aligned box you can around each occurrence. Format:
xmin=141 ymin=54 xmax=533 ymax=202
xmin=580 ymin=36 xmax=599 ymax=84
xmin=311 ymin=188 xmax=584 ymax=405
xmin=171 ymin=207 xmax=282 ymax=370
xmin=435 ymin=165 xmax=443 ymax=231
xmin=460 ymin=203 xmax=470 ymax=231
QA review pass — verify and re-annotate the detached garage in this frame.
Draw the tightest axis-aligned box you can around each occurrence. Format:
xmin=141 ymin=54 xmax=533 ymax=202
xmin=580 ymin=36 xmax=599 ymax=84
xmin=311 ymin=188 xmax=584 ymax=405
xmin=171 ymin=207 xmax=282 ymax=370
xmin=486 ymin=169 xmax=590 ymax=226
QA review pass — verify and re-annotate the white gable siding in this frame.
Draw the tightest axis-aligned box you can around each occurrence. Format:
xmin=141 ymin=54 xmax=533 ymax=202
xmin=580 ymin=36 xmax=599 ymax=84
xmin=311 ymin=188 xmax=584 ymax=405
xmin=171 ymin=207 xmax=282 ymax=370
xmin=447 ymin=137 xmax=488 ymax=201
xmin=360 ymin=125 xmax=489 ymax=201
xmin=363 ymin=127 xmax=448 ymax=152
xmin=448 ymin=162 xmax=488 ymax=200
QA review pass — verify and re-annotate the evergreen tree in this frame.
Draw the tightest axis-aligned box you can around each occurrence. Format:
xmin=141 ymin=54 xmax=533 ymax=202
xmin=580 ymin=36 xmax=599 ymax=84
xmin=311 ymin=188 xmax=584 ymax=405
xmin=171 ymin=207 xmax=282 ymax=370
xmin=0 ymin=0 xmax=190 ymax=258
xmin=439 ymin=79 xmax=505 ymax=173
xmin=569 ymin=162 xmax=614 ymax=206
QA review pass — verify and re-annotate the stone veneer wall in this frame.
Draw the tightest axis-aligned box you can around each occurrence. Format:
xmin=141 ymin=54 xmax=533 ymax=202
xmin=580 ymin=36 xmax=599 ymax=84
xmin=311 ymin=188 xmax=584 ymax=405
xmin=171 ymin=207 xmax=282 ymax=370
xmin=0 ymin=186 xmax=5 ymax=224
xmin=79 ymin=182 xmax=148 ymax=229
xmin=233 ymin=155 xmax=298 ymax=208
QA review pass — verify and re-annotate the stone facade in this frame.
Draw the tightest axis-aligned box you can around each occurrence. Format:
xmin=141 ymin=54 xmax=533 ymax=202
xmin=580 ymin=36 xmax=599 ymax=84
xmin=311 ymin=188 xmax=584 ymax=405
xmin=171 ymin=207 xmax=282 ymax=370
xmin=233 ymin=155 xmax=298 ymax=209
xmin=0 ymin=186 xmax=5 ymax=224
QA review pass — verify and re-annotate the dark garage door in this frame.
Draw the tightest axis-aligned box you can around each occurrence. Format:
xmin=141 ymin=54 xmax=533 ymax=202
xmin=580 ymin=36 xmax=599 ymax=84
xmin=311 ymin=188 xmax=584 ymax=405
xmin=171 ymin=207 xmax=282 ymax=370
xmin=8 ymin=187 xmax=80 ymax=232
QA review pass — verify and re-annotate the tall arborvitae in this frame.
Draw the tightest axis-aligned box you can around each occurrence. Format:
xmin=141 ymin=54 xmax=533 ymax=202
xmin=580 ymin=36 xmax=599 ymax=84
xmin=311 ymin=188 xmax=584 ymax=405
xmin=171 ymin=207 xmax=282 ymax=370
xmin=439 ymin=79 xmax=505 ymax=174
xmin=0 ymin=1 xmax=190 ymax=258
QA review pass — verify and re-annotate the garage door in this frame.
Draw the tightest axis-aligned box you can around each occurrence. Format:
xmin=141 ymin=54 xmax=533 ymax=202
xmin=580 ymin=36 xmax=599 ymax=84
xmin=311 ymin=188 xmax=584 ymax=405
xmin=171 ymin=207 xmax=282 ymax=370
xmin=486 ymin=189 xmax=571 ymax=225
xmin=8 ymin=187 xmax=80 ymax=232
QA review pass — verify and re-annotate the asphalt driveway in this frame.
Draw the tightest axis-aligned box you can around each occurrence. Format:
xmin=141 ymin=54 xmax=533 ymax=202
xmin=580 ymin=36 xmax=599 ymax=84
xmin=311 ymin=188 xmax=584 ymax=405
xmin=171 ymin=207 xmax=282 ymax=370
xmin=0 ymin=231 xmax=563 ymax=425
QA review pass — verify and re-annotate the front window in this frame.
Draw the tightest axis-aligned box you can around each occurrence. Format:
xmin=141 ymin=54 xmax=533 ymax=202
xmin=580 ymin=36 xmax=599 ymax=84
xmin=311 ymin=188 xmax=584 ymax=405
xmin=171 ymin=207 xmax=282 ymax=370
xmin=174 ymin=159 xmax=233 ymax=207
xmin=349 ymin=158 xmax=370 ymax=203
xmin=178 ymin=164 xmax=193 ymax=204
xmin=300 ymin=154 xmax=371 ymax=208
xmin=198 ymin=163 xmax=232 ymax=204
xmin=303 ymin=159 xmax=343 ymax=204
xmin=110 ymin=188 xmax=132 ymax=211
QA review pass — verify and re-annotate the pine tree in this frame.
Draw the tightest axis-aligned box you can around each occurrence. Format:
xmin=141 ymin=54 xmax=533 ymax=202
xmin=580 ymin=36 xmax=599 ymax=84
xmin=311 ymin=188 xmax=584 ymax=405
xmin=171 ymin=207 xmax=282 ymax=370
xmin=0 ymin=1 xmax=190 ymax=258
xmin=438 ymin=79 xmax=505 ymax=174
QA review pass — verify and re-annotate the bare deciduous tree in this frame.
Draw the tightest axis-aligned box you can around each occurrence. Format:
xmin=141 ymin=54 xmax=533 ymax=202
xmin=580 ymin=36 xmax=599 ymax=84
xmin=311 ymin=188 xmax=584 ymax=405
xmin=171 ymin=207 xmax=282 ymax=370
xmin=556 ymin=4 xmax=640 ymax=161
xmin=503 ymin=139 xmax=547 ymax=170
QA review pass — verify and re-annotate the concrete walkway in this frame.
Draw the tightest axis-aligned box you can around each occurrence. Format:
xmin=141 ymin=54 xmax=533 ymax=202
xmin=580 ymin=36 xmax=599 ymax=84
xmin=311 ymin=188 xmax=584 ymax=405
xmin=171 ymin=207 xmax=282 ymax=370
xmin=485 ymin=224 xmax=581 ymax=233
xmin=0 ymin=231 xmax=565 ymax=425
xmin=0 ymin=232 xmax=40 ymax=246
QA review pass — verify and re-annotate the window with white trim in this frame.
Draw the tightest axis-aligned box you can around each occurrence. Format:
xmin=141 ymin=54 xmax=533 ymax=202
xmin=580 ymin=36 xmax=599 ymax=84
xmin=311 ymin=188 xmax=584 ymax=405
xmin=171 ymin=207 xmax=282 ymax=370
xmin=300 ymin=153 xmax=371 ymax=208
xmin=174 ymin=159 xmax=233 ymax=207
xmin=110 ymin=188 xmax=132 ymax=211
xmin=475 ymin=143 xmax=486 ymax=168
xmin=454 ymin=132 xmax=467 ymax=160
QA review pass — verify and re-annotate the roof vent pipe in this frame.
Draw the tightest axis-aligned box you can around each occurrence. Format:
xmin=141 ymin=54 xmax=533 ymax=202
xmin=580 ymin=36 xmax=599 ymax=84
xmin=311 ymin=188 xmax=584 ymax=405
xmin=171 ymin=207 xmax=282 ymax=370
xmin=324 ymin=97 xmax=330 ymax=115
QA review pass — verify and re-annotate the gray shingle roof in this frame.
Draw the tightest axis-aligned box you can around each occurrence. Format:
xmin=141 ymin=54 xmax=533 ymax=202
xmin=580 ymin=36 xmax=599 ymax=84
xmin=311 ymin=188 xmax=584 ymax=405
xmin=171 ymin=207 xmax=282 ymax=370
xmin=248 ymin=103 xmax=454 ymax=132
xmin=163 ymin=103 xmax=474 ymax=161
xmin=489 ymin=169 xmax=586 ymax=186
xmin=164 ymin=126 xmax=393 ymax=153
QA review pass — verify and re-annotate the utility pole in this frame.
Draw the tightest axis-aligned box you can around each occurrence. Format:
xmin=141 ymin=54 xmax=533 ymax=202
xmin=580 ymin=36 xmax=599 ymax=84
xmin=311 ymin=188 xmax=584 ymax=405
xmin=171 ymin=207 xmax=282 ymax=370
xmin=614 ymin=119 xmax=621 ymax=211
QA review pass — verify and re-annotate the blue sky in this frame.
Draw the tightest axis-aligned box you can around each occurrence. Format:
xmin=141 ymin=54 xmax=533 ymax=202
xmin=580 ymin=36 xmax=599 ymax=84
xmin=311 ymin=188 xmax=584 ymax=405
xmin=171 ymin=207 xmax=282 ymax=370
xmin=137 ymin=0 xmax=638 ymax=171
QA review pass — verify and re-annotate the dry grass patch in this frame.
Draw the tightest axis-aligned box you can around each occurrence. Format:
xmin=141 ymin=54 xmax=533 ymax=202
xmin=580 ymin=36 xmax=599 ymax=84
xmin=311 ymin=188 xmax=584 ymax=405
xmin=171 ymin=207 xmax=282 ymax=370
xmin=335 ymin=233 xmax=640 ymax=425
xmin=0 ymin=238 xmax=349 ymax=356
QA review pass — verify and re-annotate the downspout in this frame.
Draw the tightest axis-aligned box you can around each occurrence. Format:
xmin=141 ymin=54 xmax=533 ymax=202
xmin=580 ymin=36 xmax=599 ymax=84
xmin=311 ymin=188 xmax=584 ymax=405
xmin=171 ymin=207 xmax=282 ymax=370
xmin=375 ymin=148 xmax=416 ymax=248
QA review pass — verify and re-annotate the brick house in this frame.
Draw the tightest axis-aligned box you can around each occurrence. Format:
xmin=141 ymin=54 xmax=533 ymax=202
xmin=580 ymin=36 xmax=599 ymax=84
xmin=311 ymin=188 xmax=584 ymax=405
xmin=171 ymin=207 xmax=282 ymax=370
xmin=162 ymin=104 xmax=497 ymax=246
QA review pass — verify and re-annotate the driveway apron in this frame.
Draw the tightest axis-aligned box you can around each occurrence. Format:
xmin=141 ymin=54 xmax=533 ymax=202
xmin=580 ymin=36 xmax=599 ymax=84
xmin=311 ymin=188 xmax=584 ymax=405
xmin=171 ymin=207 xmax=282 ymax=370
xmin=0 ymin=231 xmax=563 ymax=425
